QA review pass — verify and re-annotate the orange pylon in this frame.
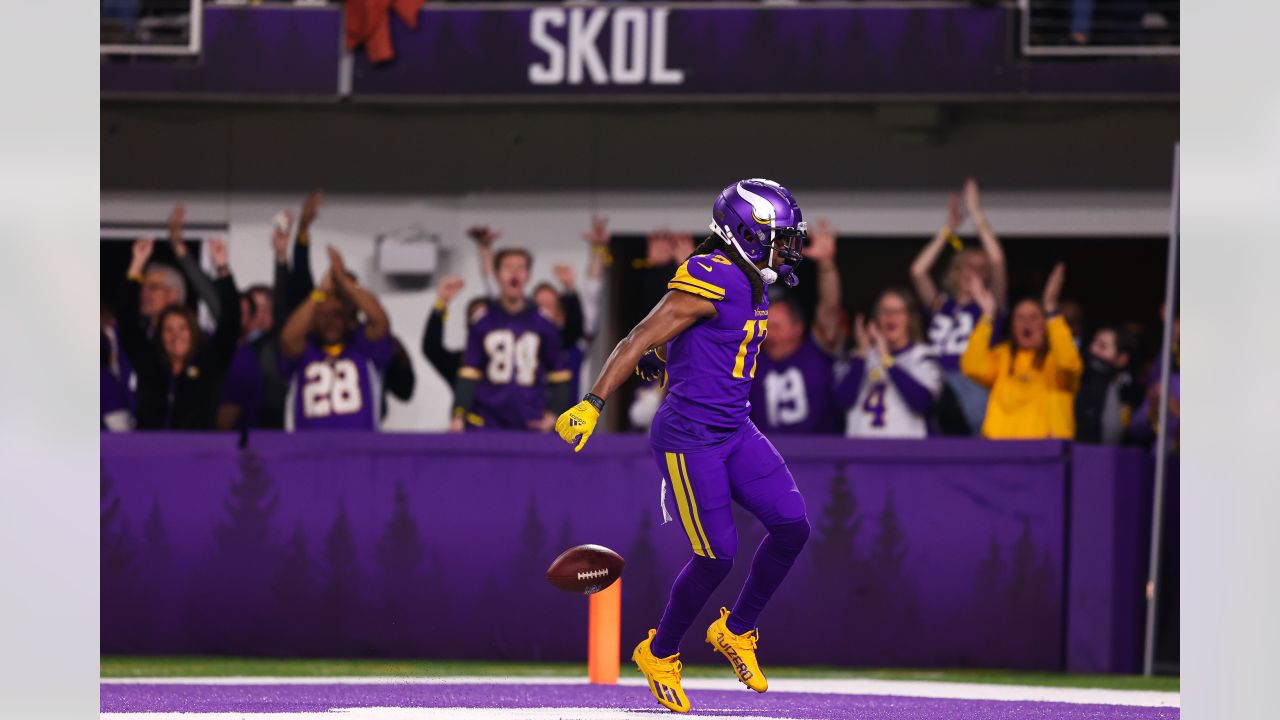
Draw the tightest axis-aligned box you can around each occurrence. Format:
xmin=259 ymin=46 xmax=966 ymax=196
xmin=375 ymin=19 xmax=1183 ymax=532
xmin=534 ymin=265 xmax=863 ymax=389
xmin=588 ymin=579 xmax=621 ymax=685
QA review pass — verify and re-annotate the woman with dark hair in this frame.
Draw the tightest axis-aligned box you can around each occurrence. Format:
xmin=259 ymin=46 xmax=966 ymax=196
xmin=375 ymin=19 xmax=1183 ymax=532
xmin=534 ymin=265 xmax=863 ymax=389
xmin=835 ymin=287 xmax=942 ymax=438
xmin=961 ymin=263 xmax=1083 ymax=439
xmin=117 ymin=236 xmax=241 ymax=430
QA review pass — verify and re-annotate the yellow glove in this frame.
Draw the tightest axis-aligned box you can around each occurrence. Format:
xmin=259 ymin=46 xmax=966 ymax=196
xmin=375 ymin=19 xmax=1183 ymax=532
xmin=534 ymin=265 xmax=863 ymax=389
xmin=555 ymin=397 xmax=602 ymax=453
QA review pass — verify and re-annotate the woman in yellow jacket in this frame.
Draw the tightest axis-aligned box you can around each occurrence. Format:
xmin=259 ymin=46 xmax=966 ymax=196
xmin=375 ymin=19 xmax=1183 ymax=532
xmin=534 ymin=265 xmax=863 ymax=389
xmin=960 ymin=263 xmax=1083 ymax=439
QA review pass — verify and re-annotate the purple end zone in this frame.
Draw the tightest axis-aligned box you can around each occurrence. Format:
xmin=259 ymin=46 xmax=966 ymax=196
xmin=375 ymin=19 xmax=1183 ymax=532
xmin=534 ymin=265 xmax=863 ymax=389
xmin=101 ymin=682 xmax=1178 ymax=719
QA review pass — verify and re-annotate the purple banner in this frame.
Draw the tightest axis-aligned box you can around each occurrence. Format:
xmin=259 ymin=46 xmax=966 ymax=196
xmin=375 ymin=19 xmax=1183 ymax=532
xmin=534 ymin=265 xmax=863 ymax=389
xmin=99 ymin=432 xmax=1117 ymax=669
xmin=1067 ymin=444 xmax=1154 ymax=673
xmin=101 ymin=5 xmax=1176 ymax=100
xmin=101 ymin=7 xmax=341 ymax=97
xmin=355 ymin=5 xmax=1013 ymax=97
xmin=354 ymin=4 xmax=1175 ymax=98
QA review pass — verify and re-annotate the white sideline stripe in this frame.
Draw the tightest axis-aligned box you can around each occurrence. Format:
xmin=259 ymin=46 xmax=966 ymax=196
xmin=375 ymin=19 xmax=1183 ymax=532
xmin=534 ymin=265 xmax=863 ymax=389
xmin=102 ymin=710 xmax=783 ymax=720
xmin=100 ymin=675 xmax=1179 ymax=708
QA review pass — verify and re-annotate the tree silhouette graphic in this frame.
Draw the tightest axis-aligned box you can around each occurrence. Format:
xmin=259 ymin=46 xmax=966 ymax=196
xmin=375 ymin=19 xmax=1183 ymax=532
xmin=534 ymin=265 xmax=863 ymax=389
xmin=139 ymin=497 xmax=174 ymax=650
xmin=320 ymin=499 xmax=365 ymax=654
xmin=811 ymin=464 xmax=862 ymax=570
xmin=100 ymin=473 xmax=135 ymax=580
xmin=542 ymin=513 xmax=583 ymax=656
xmin=975 ymin=534 xmax=1005 ymax=596
xmin=1007 ymin=518 xmax=1038 ymax=612
xmin=806 ymin=463 xmax=863 ymax=662
xmin=213 ymin=452 xmax=278 ymax=559
xmin=272 ymin=523 xmax=317 ymax=655
xmin=141 ymin=498 xmax=170 ymax=571
xmin=375 ymin=481 xmax=428 ymax=655
xmin=101 ymin=473 xmax=140 ymax=653
xmin=202 ymin=451 xmax=279 ymax=653
xmin=516 ymin=493 xmax=547 ymax=568
xmin=557 ymin=516 xmax=573 ymax=552
xmin=861 ymin=488 xmax=919 ymax=663
xmin=970 ymin=531 xmax=1008 ymax=664
xmin=1000 ymin=518 xmax=1059 ymax=667
xmin=378 ymin=482 xmax=424 ymax=579
xmin=623 ymin=510 xmax=666 ymax=648
xmin=504 ymin=493 xmax=553 ymax=659
xmin=868 ymin=489 xmax=907 ymax=573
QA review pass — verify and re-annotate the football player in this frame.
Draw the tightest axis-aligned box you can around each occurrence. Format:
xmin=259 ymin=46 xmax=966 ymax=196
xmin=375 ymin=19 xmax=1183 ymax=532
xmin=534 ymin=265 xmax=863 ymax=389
xmin=556 ymin=179 xmax=812 ymax=713
xmin=452 ymin=248 xmax=573 ymax=431
xmin=279 ymin=246 xmax=394 ymax=431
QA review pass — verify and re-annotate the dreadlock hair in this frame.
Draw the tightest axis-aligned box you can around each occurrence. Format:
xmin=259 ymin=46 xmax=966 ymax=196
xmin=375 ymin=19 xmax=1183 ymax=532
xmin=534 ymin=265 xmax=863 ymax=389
xmin=690 ymin=235 xmax=765 ymax=306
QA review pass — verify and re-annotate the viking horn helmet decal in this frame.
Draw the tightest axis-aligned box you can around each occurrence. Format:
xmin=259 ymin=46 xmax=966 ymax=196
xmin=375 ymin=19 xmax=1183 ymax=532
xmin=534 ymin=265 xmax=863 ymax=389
xmin=735 ymin=182 xmax=776 ymax=226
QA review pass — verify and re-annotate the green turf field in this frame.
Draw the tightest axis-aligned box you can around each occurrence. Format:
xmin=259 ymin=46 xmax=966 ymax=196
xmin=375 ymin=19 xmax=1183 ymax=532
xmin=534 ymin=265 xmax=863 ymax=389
xmin=100 ymin=656 xmax=1178 ymax=692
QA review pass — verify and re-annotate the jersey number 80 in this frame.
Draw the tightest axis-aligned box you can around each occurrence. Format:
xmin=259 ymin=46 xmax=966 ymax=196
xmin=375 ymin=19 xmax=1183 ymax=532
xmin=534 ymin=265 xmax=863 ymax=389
xmin=484 ymin=329 xmax=541 ymax=386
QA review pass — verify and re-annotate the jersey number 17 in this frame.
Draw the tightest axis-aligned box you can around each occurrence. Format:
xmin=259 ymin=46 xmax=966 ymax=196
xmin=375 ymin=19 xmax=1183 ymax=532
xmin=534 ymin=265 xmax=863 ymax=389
xmin=732 ymin=320 xmax=768 ymax=379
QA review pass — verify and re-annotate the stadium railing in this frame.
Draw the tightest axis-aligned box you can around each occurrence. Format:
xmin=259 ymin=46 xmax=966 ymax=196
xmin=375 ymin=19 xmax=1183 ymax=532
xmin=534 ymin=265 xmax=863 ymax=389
xmin=102 ymin=0 xmax=203 ymax=56
xmin=1018 ymin=0 xmax=1179 ymax=57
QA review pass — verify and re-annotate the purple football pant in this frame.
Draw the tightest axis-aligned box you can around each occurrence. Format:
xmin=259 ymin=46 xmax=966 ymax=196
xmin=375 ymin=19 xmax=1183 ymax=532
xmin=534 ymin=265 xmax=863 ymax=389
xmin=649 ymin=420 xmax=810 ymax=658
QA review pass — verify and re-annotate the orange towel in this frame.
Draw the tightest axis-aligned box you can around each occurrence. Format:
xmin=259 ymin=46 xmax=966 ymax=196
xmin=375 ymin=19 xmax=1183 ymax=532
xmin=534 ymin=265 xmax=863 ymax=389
xmin=345 ymin=0 xmax=424 ymax=64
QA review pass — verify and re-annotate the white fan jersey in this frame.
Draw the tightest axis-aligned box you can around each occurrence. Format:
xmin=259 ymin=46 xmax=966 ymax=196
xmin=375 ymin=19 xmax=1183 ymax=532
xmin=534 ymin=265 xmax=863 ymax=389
xmin=840 ymin=343 xmax=942 ymax=439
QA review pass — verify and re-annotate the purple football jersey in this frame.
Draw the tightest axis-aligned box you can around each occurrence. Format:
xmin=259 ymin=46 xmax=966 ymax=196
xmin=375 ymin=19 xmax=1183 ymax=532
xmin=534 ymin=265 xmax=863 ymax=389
xmin=101 ymin=325 xmax=136 ymax=424
xmin=927 ymin=296 xmax=982 ymax=371
xmin=749 ymin=335 xmax=838 ymax=435
xmin=460 ymin=302 xmax=568 ymax=429
xmin=652 ymin=248 xmax=768 ymax=448
xmin=281 ymin=324 xmax=394 ymax=431
xmin=219 ymin=342 xmax=263 ymax=427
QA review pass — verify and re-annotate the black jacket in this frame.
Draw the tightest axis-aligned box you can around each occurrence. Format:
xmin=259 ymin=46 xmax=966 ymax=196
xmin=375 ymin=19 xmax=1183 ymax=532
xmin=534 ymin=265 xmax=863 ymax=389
xmin=118 ymin=274 xmax=241 ymax=430
xmin=422 ymin=304 xmax=462 ymax=386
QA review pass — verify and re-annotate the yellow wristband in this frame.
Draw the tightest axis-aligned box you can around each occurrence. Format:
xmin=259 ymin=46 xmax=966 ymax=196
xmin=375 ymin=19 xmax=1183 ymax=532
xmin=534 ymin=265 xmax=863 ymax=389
xmin=297 ymin=230 xmax=310 ymax=246
xmin=946 ymin=231 xmax=964 ymax=252
xmin=127 ymin=271 xmax=145 ymax=283
xmin=310 ymin=290 xmax=328 ymax=303
xmin=881 ymin=354 xmax=895 ymax=368
xmin=433 ymin=298 xmax=447 ymax=312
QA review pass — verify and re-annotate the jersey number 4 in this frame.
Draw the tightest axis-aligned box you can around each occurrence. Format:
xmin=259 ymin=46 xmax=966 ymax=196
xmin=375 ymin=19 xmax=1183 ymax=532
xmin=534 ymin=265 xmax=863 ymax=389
xmin=862 ymin=382 xmax=888 ymax=428
xmin=303 ymin=359 xmax=364 ymax=418
xmin=732 ymin=320 xmax=768 ymax=379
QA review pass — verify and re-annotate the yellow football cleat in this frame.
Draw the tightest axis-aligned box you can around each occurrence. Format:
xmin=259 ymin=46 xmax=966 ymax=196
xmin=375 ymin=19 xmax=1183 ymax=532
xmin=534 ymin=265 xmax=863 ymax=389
xmin=706 ymin=607 xmax=767 ymax=692
xmin=632 ymin=629 xmax=691 ymax=713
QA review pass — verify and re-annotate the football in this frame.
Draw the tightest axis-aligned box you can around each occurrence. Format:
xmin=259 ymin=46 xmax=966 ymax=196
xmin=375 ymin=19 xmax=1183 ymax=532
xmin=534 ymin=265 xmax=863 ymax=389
xmin=546 ymin=544 xmax=625 ymax=595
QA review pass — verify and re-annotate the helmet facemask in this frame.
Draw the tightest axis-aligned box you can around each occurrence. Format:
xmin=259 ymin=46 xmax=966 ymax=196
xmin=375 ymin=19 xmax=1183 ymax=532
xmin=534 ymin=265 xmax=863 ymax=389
xmin=766 ymin=223 xmax=806 ymax=287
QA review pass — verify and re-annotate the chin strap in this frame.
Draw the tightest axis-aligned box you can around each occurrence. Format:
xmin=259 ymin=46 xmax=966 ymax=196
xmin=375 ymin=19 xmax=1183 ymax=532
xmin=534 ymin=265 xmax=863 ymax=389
xmin=710 ymin=220 xmax=780 ymax=285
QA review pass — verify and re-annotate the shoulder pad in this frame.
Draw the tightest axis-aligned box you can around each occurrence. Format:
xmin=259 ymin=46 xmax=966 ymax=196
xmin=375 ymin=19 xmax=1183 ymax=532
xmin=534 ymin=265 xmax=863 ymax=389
xmin=669 ymin=255 xmax=729 ymax=302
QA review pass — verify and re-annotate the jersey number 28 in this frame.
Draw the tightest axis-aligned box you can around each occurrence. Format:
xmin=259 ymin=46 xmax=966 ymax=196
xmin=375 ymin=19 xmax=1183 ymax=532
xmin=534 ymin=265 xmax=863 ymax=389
xmin=302 ymin=359 xmax=364 ymax=418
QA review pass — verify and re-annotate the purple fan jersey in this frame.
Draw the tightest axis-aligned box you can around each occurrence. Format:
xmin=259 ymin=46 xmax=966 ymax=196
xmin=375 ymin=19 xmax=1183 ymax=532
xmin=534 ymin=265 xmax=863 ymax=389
xmin=281 ymin=324 xmax=394 ymax=431
xmin=459 ymin=302 xmax=569 ymax=429
xmin=749 ymin=335 xmax=838 ymax=435
xmin=101 ymin=325 xmax=135 ymax=426
xmin=652 ymin=249 xmax=769 ymax=449
xmin=927 ymin=296 xmax=983 ymax=371
xmin=219 ymin=342 xmax=263 ymax=427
